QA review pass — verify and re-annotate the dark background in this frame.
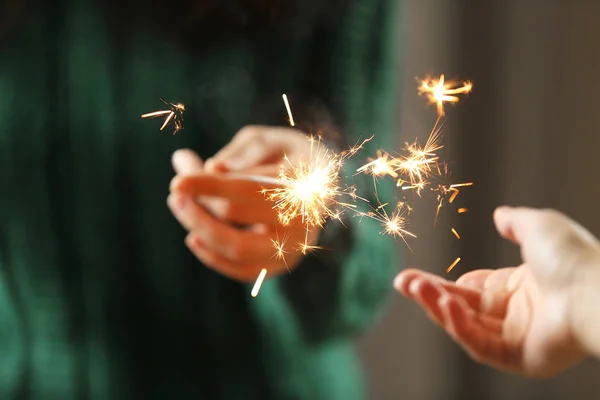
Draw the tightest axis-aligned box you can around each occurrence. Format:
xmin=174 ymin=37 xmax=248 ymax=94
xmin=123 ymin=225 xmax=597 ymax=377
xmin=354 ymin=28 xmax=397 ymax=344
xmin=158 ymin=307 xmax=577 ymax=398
xmin=358 ymin=1 xmax=600 ymax=399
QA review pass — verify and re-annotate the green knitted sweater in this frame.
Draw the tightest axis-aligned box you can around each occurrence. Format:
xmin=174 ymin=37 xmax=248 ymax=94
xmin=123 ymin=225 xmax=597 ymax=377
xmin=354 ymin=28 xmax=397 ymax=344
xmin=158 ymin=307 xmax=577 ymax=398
xmin=0 ymin=0 xmax=400 ymax=399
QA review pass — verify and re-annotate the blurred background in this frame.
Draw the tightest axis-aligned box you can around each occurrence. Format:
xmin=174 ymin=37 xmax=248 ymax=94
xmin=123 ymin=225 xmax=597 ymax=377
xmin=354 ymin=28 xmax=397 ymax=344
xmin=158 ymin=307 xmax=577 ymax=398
xmin=357 ymin=1 xmax=600 ymax=399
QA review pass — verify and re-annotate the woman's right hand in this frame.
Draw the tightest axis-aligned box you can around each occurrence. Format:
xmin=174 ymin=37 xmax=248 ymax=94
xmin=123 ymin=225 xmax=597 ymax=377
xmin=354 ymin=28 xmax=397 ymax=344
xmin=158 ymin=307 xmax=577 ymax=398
xmin=395 ymin=206 xmax=600 ymax=378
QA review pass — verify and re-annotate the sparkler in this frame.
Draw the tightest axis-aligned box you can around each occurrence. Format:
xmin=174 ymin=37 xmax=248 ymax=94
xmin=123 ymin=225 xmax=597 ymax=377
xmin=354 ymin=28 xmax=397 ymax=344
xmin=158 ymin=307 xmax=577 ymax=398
xmin=141 ymin=98 xmax=185 ymax=135
xmin=146 ymin=74 xmax=474 ymax=297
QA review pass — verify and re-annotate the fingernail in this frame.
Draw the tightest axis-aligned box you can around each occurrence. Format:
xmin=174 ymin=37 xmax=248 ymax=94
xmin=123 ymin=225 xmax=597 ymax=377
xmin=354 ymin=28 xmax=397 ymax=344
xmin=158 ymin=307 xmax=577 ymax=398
xmin=172 ymin=150 xmax=188 ymax=168
xmin=226 ymin=145 xmax=261 ymax=171
xmin=495 ymin=206 xmax=511 ymax=215
xmin=168 ymin=194 xmax=186 ymax=211
xmin=438 ymin=294 xmax=451 ymax=306
xmin=225 ymin=159 xmax=246 ymax=171
xmin=393 ymin=274 xmax=403 ymax=290
xmin=457 ymin=277 xmax=478 ymax=289
xmin=408 ymin=279 xmax=420 ymax=295
xmin=186 ymin=235 xmax=204 ymax=249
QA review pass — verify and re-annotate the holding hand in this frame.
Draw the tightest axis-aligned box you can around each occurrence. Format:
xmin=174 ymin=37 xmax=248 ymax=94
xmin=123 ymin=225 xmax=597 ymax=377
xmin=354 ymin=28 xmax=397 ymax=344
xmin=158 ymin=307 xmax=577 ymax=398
xmin=395 ymin=206 xmax=600 ymax=378
xmin=167 ymin=126 xmax=321 ymax=282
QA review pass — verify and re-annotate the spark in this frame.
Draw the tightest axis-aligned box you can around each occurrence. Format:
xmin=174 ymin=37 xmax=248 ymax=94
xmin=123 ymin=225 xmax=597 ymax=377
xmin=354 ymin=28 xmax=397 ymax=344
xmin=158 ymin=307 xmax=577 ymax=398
xmin=418 ymin=74 xmax=473 ymax=116
xmin=357 ymin=116 xmax=445 ymax=197
xmin=369 ymin=203 xmax=417 ymax=244
xmin=356 ymin=150 xmax=399 ymax=179
xmin=451 ymin=228 xmax=460 ymax=239
xmin=251 ymin=268 xmax=268 ymax=297
xmin=458 ymin=208 xmax=468 ymax=214
xmin=141 ymin=98 xmax=185 ymax=135
xmin=262 ymin=134 xmax=373 ymax=249
xmin=446 ymin=257 xmax=461 ymax=273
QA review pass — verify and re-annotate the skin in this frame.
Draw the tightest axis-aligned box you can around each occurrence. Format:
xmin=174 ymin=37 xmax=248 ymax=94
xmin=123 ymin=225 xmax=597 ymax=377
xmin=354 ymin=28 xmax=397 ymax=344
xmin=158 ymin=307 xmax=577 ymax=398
xmin=395 ymin=206 xmax=600 ymax=378
xmin=167 ymin=125 xmax=320 ymax=283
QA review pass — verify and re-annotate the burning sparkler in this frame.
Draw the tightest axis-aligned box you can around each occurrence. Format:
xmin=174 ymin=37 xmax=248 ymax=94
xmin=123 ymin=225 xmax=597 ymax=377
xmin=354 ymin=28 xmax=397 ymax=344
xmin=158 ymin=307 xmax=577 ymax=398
xmin=141 ymin=98 xmax=185 ymax=135
xmin=146 ymin=73 xmax=474 ymax=297
xmin=262 ymin=135 xmax=372 ymax=242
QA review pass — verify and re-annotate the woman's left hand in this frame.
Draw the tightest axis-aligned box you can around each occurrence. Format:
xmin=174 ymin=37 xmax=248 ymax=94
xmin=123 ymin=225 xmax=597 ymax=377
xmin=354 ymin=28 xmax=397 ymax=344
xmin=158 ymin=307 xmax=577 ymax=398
xmin=168 ymin=126 xmax=321 ymax=282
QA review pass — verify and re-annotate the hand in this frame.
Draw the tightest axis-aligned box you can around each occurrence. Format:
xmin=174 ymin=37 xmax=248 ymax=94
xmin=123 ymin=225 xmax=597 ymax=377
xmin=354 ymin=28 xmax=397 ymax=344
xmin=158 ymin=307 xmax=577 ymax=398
xmin=395 ymin=206 xmax=600 ymax=377
xmin=168 ymin=126 xmax=321 ymax=282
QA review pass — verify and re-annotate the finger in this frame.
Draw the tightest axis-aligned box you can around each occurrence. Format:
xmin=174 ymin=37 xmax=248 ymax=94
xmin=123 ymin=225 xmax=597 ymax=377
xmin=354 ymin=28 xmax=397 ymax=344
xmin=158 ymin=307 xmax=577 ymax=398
xmin=394 ymin=268 xmax=446 ymax=297
xmin=242 ymin=163 xmax=280 ymax=178
xmin=172 ymin=149 xmax=204 ymax=174
xmin=409 ymin=279 xmax=446 ymax=325
xmin=167 ymin=193 xmax=208 ymax=231
xmin=494 ymin=206 xmax=596 ymax=248
xmin=483 ymin=268 xmax=517 ymax=290
xmin=457 ymin=267 xmax=516 ymax=292
xmin=439 ymin=282 xmax=509 ymax=319
xmin=494 ymin=206 xmax=600 ymax=273
xmin=440 ymin=295 xmax=519 ymax=369
xmin=456 ymin=269 xmax=495 ymax=289
xmin=170 ymin=173 xmax=281 ymax=200
xmin=184 ymin=206 xmax=278 ymax=264
xmin=207 ymin=125 xmax=309 ymax=171
xmin=185 ymin=235 xmax=266 ymax=282
xmin=412 ymin=275 xmax=510 ymax=319
xmin=396 ymin=270 xmax=481 ymax=312
xmin=198 ymin=197 xmax=279 ymax=225
xmin=408 ymin=279 xmax=504 ymax=334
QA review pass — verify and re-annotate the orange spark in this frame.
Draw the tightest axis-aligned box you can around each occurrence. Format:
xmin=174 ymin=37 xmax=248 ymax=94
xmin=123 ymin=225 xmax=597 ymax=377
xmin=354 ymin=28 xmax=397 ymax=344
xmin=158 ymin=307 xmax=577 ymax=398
xmin=446 ymin=257 xmax=461 ymax=273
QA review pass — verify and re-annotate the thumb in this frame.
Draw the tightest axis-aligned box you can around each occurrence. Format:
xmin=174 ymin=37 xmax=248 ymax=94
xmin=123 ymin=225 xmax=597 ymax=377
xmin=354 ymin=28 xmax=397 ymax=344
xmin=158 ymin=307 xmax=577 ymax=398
xmin=493 ymin=206 xmax=600 ymax=279
xmin=172 ymin=149 xmax=204 ymax=174
xmin=207 ymin=126 xmax=307 ymax=172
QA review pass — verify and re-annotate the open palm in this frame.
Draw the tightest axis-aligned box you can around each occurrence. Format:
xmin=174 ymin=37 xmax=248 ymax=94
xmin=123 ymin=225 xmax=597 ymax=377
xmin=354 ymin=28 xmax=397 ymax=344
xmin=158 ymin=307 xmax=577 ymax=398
xmin=396 ymin=264 xmax=585 ymax=377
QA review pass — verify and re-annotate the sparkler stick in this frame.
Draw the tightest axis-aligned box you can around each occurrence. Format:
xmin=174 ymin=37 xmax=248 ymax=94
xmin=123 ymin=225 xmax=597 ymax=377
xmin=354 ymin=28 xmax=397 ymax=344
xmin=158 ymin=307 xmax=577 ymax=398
xmin=227 ymin=173 xmax=288 ymax=187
